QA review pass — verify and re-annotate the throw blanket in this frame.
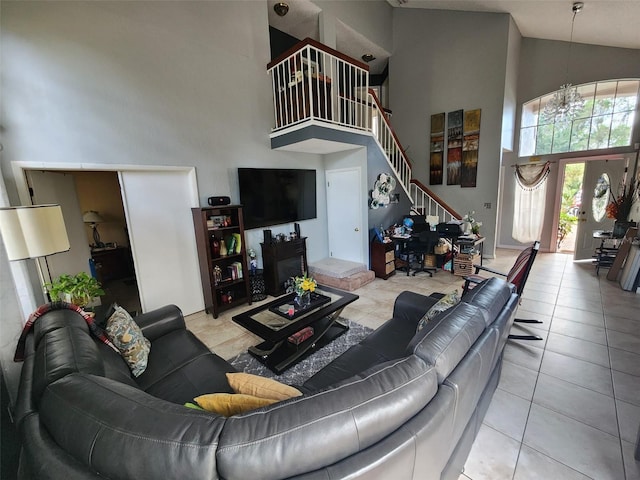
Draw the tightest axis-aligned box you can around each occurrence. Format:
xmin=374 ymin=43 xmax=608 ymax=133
xmin=14 ymin=302 xmax=118 ymax=362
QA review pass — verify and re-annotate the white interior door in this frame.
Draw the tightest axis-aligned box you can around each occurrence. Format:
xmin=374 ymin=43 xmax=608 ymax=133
xmin=326 ymin=168 xmax=364 ymax=263
xmin=574 ymin=159 xmax=625 ymax=260
xmin=118 ymin=170 xmax=203 ymax=314
xmin=27 ymin=171 xmax=92 ymax=280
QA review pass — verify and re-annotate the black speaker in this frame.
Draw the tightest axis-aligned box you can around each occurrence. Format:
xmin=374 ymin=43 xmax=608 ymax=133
xmin=208 ymin=196 xmax=231 ymax=206
xmin=263 ymin=229 xmax=272 ymax=244
xmin=294 ymin=223 xmax=301 ymax=237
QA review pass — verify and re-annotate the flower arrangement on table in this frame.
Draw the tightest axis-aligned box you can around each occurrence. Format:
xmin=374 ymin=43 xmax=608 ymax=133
xmin=462 ymin=211 xmax=483 ymax=235
xmin=292 ymin=272 xmax=316 ymax=297
xmin=606 ymin=179 xmax=637 ymax=222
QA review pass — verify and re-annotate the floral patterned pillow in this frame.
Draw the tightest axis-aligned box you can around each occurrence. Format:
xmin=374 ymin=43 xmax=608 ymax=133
xmin=416 ymin=289 xmax=461 ymax=332
xmin=105 ymin=305 xmax=150 ymax=377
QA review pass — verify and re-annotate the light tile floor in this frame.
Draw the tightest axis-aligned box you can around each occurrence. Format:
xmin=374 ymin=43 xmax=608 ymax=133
xmin=185 ymin=249 xmax=640 ymax=480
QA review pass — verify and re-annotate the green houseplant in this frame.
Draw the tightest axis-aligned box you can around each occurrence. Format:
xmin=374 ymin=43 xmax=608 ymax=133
xmin=45 ymin=272 xmax=105 ymax=308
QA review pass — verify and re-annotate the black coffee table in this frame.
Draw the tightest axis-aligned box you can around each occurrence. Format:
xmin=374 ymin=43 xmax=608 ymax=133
xmin=232 ymin=285 xmax=359 ymax=374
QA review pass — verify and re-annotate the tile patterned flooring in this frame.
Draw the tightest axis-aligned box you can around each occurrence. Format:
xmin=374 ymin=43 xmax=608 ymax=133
xmin=185 ymin=249 xmax=640 ymax=480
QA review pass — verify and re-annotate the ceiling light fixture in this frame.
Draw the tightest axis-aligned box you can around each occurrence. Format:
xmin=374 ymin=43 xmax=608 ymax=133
xmin=273 ymin=2 xmax=289 ymax=17
xmin=541 ymin=2 xmax=585 ymax=123
xmin=361 ymin=53 xmax=376 ymax=63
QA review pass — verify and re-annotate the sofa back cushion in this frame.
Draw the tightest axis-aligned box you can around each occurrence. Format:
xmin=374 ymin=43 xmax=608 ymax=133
xmin=407 ymin=302 xmax=487 ymax=384
xmin=40 ymin=374 xmax=225 ymax=480
xmin=32 ymin=310 xmax=106 ymax=402
xmin=462 ymin=277 xmax=514 ymax=327
xmin=216 ymin=355 xmax=438 ymax=480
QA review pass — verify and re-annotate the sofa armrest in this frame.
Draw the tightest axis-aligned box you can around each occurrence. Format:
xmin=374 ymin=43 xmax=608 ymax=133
xmin=393 ymin=291 xmax=439 ymax=325
xmin=134 ymin=305 xmax=186 ymax=341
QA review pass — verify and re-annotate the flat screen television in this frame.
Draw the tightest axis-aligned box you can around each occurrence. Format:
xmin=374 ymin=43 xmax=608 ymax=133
xmin=238 ymin=168 xmax=317 ymax=230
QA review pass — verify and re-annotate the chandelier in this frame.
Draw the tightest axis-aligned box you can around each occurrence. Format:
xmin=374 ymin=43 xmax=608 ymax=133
xmin=542 ymin=2 xmax=585 ymax=123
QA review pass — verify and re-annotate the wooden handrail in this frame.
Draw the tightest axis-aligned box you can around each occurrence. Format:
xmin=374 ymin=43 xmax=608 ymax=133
xmin=336 ymin=93 xmax=392 ymax=115
xmin=410 ymin=179 xmax=462 ymax=220
xmin=368 ymin=89 xmax=411 ymax=169
xmin=268 ymin=38 xmax=370 ymax=71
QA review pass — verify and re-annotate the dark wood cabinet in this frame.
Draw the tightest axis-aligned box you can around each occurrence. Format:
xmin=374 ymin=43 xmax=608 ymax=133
xmin=192 ymin=206 xmax=251 ymax=318
xmin=261 ymin=237 xmax=308 ymax=297
xmin=91 ymin=247 xmax=134 ymax=284
xmin=370 ymin=240 xmax=395 ymax=279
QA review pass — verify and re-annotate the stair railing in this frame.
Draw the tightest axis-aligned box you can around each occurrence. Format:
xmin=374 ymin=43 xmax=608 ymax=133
xmin=410 ymin=179 xmax=462 ymax=222
xmin=267 ymin=39 xmax=460 ymax=221
xmin=367 ymin=90 xmax=412 ymax=197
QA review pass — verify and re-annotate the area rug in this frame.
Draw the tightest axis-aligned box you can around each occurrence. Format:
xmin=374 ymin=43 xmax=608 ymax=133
xmin=229 ymin=318 xmax=372 ymax=386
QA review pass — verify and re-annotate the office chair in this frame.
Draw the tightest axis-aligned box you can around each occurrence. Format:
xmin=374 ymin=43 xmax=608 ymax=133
xmin=407 ymin=230 xmax=440 ymax=277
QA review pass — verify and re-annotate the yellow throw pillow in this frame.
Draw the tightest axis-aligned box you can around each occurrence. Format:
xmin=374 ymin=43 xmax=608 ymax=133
xmin=194 ymin=393 xmax=276 ymax=417
xmin=226 ymin=372 xmax=303 ymax=401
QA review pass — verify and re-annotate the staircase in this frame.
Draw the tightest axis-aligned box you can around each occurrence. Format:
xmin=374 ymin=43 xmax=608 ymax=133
xmin=267 ymin=38 xmax=461 ymax=222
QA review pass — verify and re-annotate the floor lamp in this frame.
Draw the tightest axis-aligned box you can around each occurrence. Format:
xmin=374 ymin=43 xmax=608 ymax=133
xmin=0 ymin=204 xmax=70 ymax=301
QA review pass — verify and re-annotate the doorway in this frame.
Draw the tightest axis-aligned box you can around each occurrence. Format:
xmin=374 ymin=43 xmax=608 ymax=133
xmin=14 ymin=162 xmax=202 ymax=315
xmin=557 ymin=162 xmax=584 ymax=253
xmin=28 ymin=170 xmax=142 ymax=314
xmin=556 ymin=157 xmax=626 ymax=260
xmin=573 ymin=158 xmax=626 ymax=260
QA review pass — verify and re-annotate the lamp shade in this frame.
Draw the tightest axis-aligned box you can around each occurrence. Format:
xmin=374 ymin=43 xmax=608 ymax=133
xmin=0 ymin=204 xmax=70 ymax=260
xmin=82 ymin=211 xmax=104 ymax=224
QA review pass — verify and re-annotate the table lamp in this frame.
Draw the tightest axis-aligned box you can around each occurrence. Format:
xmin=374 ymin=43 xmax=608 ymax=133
xmin=0 ymin=204 xmax=70 ymax=296
xmin=82 ymin=210 xmax=105 ymax=247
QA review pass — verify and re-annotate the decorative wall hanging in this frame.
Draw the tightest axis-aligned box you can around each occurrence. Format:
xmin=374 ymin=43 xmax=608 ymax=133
xmin=446 ymin=110 xmax=463 ymax=185
xmin=370 ymin=173 xmax=396 ymax=209
xmin=461 ymin=109 xmax=481 ymax=187
xmin=429 ymin=113 xmax=445 ymax=185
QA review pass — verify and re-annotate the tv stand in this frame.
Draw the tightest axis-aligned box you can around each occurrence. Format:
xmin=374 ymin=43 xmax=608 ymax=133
xmin=261 ymin=237 xmax=308 ymax=297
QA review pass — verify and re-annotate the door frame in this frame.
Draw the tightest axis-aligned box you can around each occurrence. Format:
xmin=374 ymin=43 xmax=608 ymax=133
xmin=11 ymin=161 xmax=199 ymax=314
xmin=551 ymin=154 xmax=626 ymax=254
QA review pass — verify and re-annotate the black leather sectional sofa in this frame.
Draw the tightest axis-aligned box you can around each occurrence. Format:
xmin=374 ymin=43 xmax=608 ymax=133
xmin=15 ymin=277 xmax=518 ymax=480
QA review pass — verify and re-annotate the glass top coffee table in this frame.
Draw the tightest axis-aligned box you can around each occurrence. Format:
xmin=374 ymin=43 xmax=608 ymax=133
xmin=232 ymin=285 xmax=359 ymax=374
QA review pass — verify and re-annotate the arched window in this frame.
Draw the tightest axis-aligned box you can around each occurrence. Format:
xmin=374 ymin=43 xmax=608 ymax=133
xmin=520 ymin=79 xmax=639 ymax=156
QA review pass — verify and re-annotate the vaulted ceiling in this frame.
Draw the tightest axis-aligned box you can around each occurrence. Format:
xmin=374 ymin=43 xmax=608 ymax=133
xmin=268 ymin=0 xmax=640 ymax=76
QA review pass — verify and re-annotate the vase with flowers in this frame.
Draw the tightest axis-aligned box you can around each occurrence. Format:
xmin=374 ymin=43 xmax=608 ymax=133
xmin=606 ymin=179 xmax=637 ymax=237
xmin=291 ymin=272 xmax=316 ymax=308
xmin=462 ymin=211 xmax=482 ymax=236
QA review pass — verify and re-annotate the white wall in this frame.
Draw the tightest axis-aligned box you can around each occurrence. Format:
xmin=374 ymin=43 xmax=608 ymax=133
xmin=314 ymin=0 xmax=393 ymax=54
xmin=390 ymin=9 xmax=513 ymax=257
xmin=0 ymin=1 xmax=331 ymax=278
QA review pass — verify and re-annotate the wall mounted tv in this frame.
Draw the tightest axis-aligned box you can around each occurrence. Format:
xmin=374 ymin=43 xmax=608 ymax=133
xmin=238 ymin=168 xmax=317 ymax=230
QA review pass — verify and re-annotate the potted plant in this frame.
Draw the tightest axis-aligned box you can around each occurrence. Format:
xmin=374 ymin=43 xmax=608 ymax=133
xmin=45 ymin=272 xmax=105 ymax=308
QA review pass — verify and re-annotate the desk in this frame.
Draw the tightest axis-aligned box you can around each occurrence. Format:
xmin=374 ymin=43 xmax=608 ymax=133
xmin=392 ymin=233 xmax=485 ymax=275
xmin=456 ymin=236 xmax=485 ymax=266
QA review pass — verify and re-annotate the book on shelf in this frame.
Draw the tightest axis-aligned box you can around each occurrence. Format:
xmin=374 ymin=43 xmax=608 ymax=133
xmin=228 ymin=261 xmax=243 ymax=280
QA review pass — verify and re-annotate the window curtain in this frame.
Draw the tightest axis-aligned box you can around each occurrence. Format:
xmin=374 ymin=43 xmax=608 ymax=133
xmin=512 ymin=162 xmax=551 ymax=243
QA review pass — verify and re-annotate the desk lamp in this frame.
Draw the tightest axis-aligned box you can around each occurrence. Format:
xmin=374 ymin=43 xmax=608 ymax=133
xmin=82 ymin=210 xmax=105 ymax=248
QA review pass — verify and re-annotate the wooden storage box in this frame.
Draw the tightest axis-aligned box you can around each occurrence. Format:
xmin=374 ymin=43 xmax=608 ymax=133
xmin=434 ymin=244 xmax=449 ymax=255
xmin=453 ymin=253 xmax=480 ymax=276
xmin=424 ymin=254 xmax=437 ymax=268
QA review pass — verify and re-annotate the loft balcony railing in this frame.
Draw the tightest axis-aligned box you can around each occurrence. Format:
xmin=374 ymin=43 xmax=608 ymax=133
xmin=267 ymin=38 xmax=370 ymax=132
xmin=267 ymin=39 xmax=460 ymax=221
